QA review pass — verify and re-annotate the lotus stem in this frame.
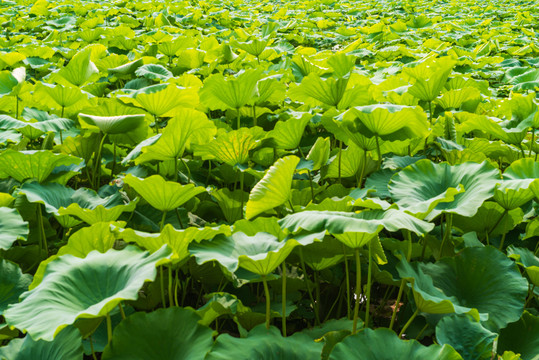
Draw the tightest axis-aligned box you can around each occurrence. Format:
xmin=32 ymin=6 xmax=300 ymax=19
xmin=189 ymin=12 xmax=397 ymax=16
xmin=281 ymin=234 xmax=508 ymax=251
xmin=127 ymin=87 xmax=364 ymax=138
xmin=314 ymin=270 xmax=321 ymax=321
xmin=173 ymin=157 xmax=178 ymax=182
xmin=36 ymin=204 xmax=48 ymax=258
xmin=365 ymin=239 xmax=373 ymax=329
xmin=519 ymin=144 xmax=526 ymax=159
xmin=106 ymin=313 xmax=113 ymax=345
xmin=174 ymin=270 xmax=180 ymax=307
xmin=358 ymin=149 xmax=367 ymax=189
xmin=439 ymin=213 xmax=452 ymax=257
xmin=240 ymin=171 xmax=244 ymax=218
xmin=182 ymin=159 xmax=192 ymax=183
xmin=307 ymin=169 xmax=315 ymax=203
xmin=94 ymin=132 xmax=108 ymax=190
xmin=498 ymin=232 xmax=507 ymax=250
xmin=15 ymin=96 xmax=19 ymax=119
xmin=168 ymin=266 xmax=174 ymax=307
xmin=299 ymin=247 xmax=319 ymax=325
xmin=375 ymin=135 xmax=382 ymax=169
xmin=352 ymin=248 xmax=362 ymax=334
xmin=281 ymin=262 xmax=287 ymax=336
xmin=253 ymin=105 xmax=257 ymax=127
xmin=338 ymin=141 xmax=342 ymax=183
xmin=342 ymin=244 xmax=351 ymax=320
xmin=389 ymin=280 xmax=406 ymax=330
xmin=118 ymin=302 xmax=126 ymax=320
xmin=111 ymin=142 xmax=117 ymax=178
xmin=159 ymin=266 xmax=167 ymax=308
xmin=89 ymin=336 xmax=98 ymax=360
xmin=529 ymin=128 xmax=535 ymax=157
xmin=415 ymin=323 xmax=429 ymax=340
xmin=262 ymin=275 xmax=271 ymax=329
xmin=399 ymin=308 xmax=419 ymax=338
xmin=236 ymin=107 xmax=241 ymax=130
xmin=428 ymin=101 xmax=433 ymax=124
xmin=160 ymin=211 xmax=167 ymax=231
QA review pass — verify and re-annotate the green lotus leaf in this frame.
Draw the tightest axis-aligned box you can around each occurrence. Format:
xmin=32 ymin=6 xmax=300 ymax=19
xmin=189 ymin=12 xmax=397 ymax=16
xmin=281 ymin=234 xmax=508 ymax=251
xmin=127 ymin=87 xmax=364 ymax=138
xmin=300 ymin=236 xmax=345 ymax=271
xmin=389 ymin=160 xmax=500 ymax=221
xmin=0 ymin=70 xmax=21 ymax=95
xmin=279 ymin=209 xmax=433 ymax=249
xmin=306 ymin=137 xmax=331 ymax=171
xmin=136 ymin=108 xmax=216 ymax=164
xmin=4 ymin=245 xmax=171 ymax=341
xmin=502 ymin=158 xmax=539 ymax=200
xmin=405 ymin=57 xmax=456 ymax=102
xmin=245 ymin=155 xmax=299 ymax=220
xmin=134 ymin=64 xmax=172 ymax=81
xmin=267 ymin=112 xmax=311 ymax=150
xmin=107 ymin=58 xmax=144 ymax=75
xmin=123 ymin=224 xmax=229 ymax=265
xmin=232 ymin=217 xmax=284 ymax=239
xmin=289 ymin=73 xmax=348 ymax=108
xmin=53 ymin=48 xmax=99 ymax=87
xmin=507 ymin=246 xmax=539 ymax=287
xmin=193 ymin=127 xmax=265 ymax=167
xmin=123 ymin=174 xmax=206 ymax=212
xmin=30 ymin=222 xmax=123 ymax=290
xmin=78 ymin=113 xmax=145 ymax=135
xmin=323 ymin=110 xmax=378 ymax=151
xmin=128 ymin=84 xmax=199 ymax=117
xmin=0 ymin=150 xmax=83 ymax=184
xmin=197 ymin=292 xmax=251 ymax=326
xmin=329 ymin=328 xmax=462 ymax=360
xmin=199 ymin=69 xmax=262 ymax=111
xmin=498 ymin=311 xmax=539 ymax=360
xmin=189 ymin=231 xmax=323 ymax=275
xmin=325 ymin=143 xmax=370 ymax=179
xmin=232 ymin=38 xmax=271 ymax=57
xmin=435 ymin=87 xmax=482 ymax=110
xmin=122 ymin=134 xmax=160 ymax=165
xmin=436 ymin=315 xmax=497 ymax=360
xmin=0 ymin=259 xmax=32 ymax=316
xmin=18 ymin=182 xmax=136 ymax=225
xmin=343 ymin=104 xmax=429 ymax=140
xmin=493 ymin=180 xmax=535 ymax=210
xmin=35 ymin=83 xmax=88 ymax=109
xmin=0 ymin=114 xmax=74 ymax=137
xmin=213 ymin=188 xmax=245 ymax=223
xmin=456 ymin=113 xmax=526 ymax=145
xmin=101 ymin=307 xmax=213 ymax=360
xmin=254 ymin=76 xmax=286 ymax=106
xmin=0 ymin=327 xmax=83 ymax=360
xmin=206 ymin=324 xmax=323 ymax=360
xmin=452 ymin=202 xmax=523 ymax=240
xmin=0 ymin=208 xmax=28 ymax=250
xmin=398 ymin=246 xmax=528 ymax=330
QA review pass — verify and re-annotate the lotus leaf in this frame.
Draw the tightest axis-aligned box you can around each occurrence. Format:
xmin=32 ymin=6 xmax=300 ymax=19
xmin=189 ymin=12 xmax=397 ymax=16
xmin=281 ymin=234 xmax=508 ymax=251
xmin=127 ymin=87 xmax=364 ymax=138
xmin=4 ymin=245 xmax=171 ymax=341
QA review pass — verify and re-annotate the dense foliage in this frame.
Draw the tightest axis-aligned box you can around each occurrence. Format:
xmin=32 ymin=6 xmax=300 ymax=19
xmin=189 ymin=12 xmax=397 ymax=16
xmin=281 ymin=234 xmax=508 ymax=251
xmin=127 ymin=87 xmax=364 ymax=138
xmin=0 ymin=0 xmax=538 ymax=358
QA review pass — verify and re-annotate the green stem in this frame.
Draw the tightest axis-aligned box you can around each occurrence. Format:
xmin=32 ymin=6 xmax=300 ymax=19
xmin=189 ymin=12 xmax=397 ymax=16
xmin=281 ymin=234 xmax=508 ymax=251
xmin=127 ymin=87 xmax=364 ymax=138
xmin=175 ymin=208 xmax=184 ymax=229
xmin=365 ymin=239 xmax=373 ymax=329
xmin=111 ymin=142 xmax=117 ymax=177
xmin=525 ymin=285 xmax=536 ymax=308
xmin=168 ymin=266 xmax=174 ymax=307
xmin=399 ymin=309 xmax=419 ymax=338
xmin=499 ymin=232 xmax=507 ymax=250
xmin=236 ymin=108 xmax=241 ymax=129
xmin=375 ymin=135 xmax=382 ymax=169
xmin=529 ymin=128 xmax=535 ymax=157
xmin=182 ymin=159 xmax=192 ymax=183
xmin=118 ymin=302 xmax=126 ymax=320
xmin=262 ymin=275 xmax=271 ymax=329
xmin=415 ymin=323 xmax=429 ymax=340
xmin=314 ymin=270 xmax=321 ymax=322
xmin=299 ymin=248 xmax=319 ymax=325
xmin=94 ymin=132 xmax=108 ymax=190
xmin=352 ymin=248 xmax=362 ymax=334
xmin=253 ymin=105 xmax=257 ymax=127
xmin=106 ymin=313 xmax=112 ymax=345
xmin=307 ymin=169 xmax=315 ymax=203
xmin=428 ymin=101 xmax=433 ymax=124
xmin=160 ymin=211 xmax=167 ymax=231
xmin=281 ymin=262 xmax=287 ymax=337
xmin=89 ymin=336 xmax=98 ymax=360
xmin=36 ymin=204 xmax=48 ymax=258
xmin=338 ymin=141 xmax=342 ymax=183
xmin=15 ymin=96 xmax=19 ymax=119
xmin=160 ymin=266 xmax=167 ymax=308
xmin=239 ymin=171 xmax=244 ymax=219
xmin=174 ymin=270 xmax=180 ymax=307
xmin=174 ymin=156 xmax=178 ymax=182
xmin=343 ymin=244 xmax=351 ymax=320
xmin=439 ymin=213 xmax=452 ymax=257
xmin=358 ymin=150 xmax=367 ymax=188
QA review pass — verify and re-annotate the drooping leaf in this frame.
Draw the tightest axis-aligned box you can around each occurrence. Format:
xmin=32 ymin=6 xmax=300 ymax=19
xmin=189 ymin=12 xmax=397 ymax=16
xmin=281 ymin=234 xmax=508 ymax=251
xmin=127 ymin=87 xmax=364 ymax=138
xmin=497 ymin=311 xmax=539 ymax=360
xmin=4 ymin=245 xmax=171 ymax=341
xmin=0 ymin=259 xmax=32 ymax=316
xmin=246 ymin=156 xmax=299 ymax=220
xmin=123 ymin=174 xmax=206 ymax=212
xmin=0 ymin=208 xmax=28 ymax=250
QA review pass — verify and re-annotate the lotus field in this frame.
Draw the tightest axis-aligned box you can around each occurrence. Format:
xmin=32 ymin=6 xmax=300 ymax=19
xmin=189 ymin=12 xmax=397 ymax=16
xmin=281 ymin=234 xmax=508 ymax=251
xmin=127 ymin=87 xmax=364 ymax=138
xmin=1 ymin=0 xmax=539 ymax=358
